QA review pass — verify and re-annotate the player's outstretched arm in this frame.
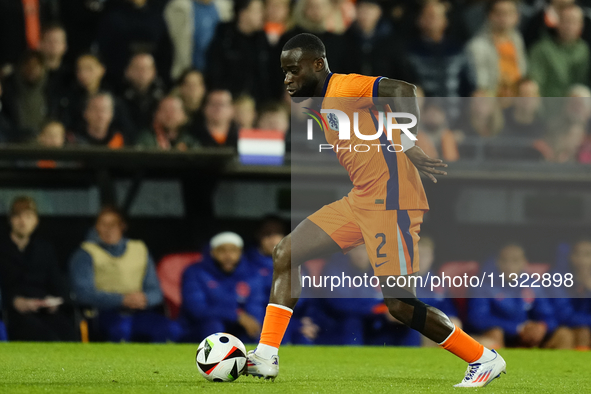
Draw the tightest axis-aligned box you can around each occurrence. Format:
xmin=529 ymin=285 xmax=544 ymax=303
xmin=378 ymin=78 xmax=448 ymax=183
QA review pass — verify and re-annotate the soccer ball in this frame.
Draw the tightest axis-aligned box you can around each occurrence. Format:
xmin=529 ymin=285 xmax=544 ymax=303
xmin=195 ymin=333 xmax=247 ymax=382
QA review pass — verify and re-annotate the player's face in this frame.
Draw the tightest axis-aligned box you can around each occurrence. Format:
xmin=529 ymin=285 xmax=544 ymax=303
xmin=281 ymin=49 xmax=320 ymax=102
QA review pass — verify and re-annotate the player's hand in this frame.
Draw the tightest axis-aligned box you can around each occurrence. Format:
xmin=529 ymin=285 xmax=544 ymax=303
xmin=238 ymin=312 xmax=262 ymax=338
xmin=13 ymin=296 xmax=43 ymax=314
xmin=404 ymin=146 xmax=448 ymax=183
xmin=123 ymin=292 xmax=148 ymax=310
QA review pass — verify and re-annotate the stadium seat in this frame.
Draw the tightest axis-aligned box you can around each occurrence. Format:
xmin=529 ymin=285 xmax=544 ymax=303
xmin=157 ymin=252 xmax=203 ymax=319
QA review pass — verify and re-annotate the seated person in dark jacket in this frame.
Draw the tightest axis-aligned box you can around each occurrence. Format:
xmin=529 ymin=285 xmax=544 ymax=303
xmin=192 ymin=90 xmax=239 ymax=148
xmin=467 ymin=244 xmax=572 ymax=349
xmin=59 ymin=54 xmax=135 ymax=140
xmin=245 ymin=215 xmax=286 ymax=297
xmin=72 ymin=92 xmax=125 ymax=148
xmin=136 ymin=96 xmax=198 ymax=150
xmin=180 ymin=232 xmax=265 ymax=343
xmin=0 ymin=196 xmax=77 ymax=341
xmin=70 ymin=206 xmax=174 ymax=342
xmin=120 ymin=52 xmax=167 ymax=135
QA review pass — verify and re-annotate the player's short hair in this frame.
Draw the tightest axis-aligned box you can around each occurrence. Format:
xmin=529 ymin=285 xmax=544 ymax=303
xmin=282 ymin=33 xmax=326 ymax=58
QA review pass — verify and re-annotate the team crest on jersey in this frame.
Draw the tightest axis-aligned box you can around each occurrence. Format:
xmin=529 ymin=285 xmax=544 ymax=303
xmin=326 ymin=112 xmax=339 ymax=131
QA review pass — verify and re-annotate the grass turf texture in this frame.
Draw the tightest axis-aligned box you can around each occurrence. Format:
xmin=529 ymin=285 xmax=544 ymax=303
xmin=0 ymin=343 xmax=587 ymax=393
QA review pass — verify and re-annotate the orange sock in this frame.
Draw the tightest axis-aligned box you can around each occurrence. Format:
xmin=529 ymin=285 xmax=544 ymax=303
xmin=259 ymin=304 xmax=293 ymax=348
xmin=440 ymin=325 xmax=484 ymax=363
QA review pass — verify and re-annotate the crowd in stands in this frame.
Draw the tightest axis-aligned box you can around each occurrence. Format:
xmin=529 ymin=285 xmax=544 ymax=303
xmin=0 ymin=195 xmax=589 ymax=350
xmin=0 ymin=0 xmax=590 ymax=162
xmin=0 ymin=0 xmax=590 ymax=349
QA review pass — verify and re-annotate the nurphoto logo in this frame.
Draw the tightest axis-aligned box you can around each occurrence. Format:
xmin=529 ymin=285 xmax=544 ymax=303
xmin=303 ymin=107 xmax=417 ymax=153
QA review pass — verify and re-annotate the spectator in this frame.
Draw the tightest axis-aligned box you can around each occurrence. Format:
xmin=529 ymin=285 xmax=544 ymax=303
xmin=463 ymin=90 xmax=504 ymax=138
xmin=58 ymin=53 xmax=105 ymax=130
xmin=311 ymin=246 xmax=415 ymax=346
xmin=72 ymin=92 xmax=125 ymax=148
xmin=96 ymin=0 xmax=173 ymax=88
xmin=245 ymin=215 xmax=286 ymax=297
xmin=121 ymin=53 xmax=166 ymax=136
xmin=39 ymin=23 xmax=71 ymax=102
xmin=35 ymin=120 xmax=67 ymax=169
xmin=234 ymin=94 xmax=257 ymax=130
xmin=502 ymin=78 xmax=544 ymax=139
xmin=455 ymin=90 xmax=504 ymax=159
xmin=0 ymin=196 xmax=77 ymax=341
xmin=164 ymin=0 xmax=220 ymax=79
xmin=257 ymin=101 xmax=290 ymax=134
xmin=529 ymin=4 xmax=590 ymax=97
xmin=416 ymin=101 xmax=459 ymax=163
xmin=193 ymin=90 xmax=239 ymax=148
xmin=282 ymin=0 xmax=348 ymax=75
xmin=136 ymin=96 xmax=198 ymax=151
xmin=407 ymin=1 xmax=475 ymax=98
xmin=0 ymin=0 xmax=55 ymax=75
xmin=535 ymin=85 xmax=591 ymax=163
xmin=552 ymin=239 xmax=591 ymax=350
xmin=264 ymin=0 xmax=292 ymax=46
xmin=2 ymin=51 xmax=49 ymax=141
xmin=292 ymin=0 xmax=349 ymax=35
xmin=69 ymin=206 xmax=173 ymax=342
xmin=467 ymin=0 xmax=526 ymax=97
xmin=467 ymin=244 xmax=572 ymax=349
xmin=175 ymin=69 xmax=207 ymax=126
xmin=37 ymin=120 xmax=65 ymax=148
xmin=179 ymin=232 xmax=265 ymax=342
xmin=522 ymin=0 xmax=591 ymax=49
xmin=343 ymin=0 xmax=411 ymax=81
xmin=416 ymin=236 xmax=461 ymax=347
xmin=207 ymin=0 xmax=275 ymax=104
xmin=60 ymin=54 xmax=135 ymax=141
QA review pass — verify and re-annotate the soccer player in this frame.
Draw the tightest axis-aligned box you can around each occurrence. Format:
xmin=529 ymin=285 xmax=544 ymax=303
xmin=246 ymin=33 xmax=506 ymax=387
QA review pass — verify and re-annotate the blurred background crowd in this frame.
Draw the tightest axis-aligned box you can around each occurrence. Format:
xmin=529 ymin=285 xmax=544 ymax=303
xmin=0 ymin=195 xmax=589 ymax=350
xmin=0 ymin=0 xmax=590 ymax=350
xmin=1 ymin=0 xmax=591 ymax=161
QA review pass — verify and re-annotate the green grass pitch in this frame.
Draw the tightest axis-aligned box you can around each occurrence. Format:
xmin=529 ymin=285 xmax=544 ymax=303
xmin=0 ymin=343 xmax=588 ymax=393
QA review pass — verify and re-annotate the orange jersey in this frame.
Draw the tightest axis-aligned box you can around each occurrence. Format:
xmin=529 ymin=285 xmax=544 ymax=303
xmin=320 ymin=73 xmax=429 ymax=211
